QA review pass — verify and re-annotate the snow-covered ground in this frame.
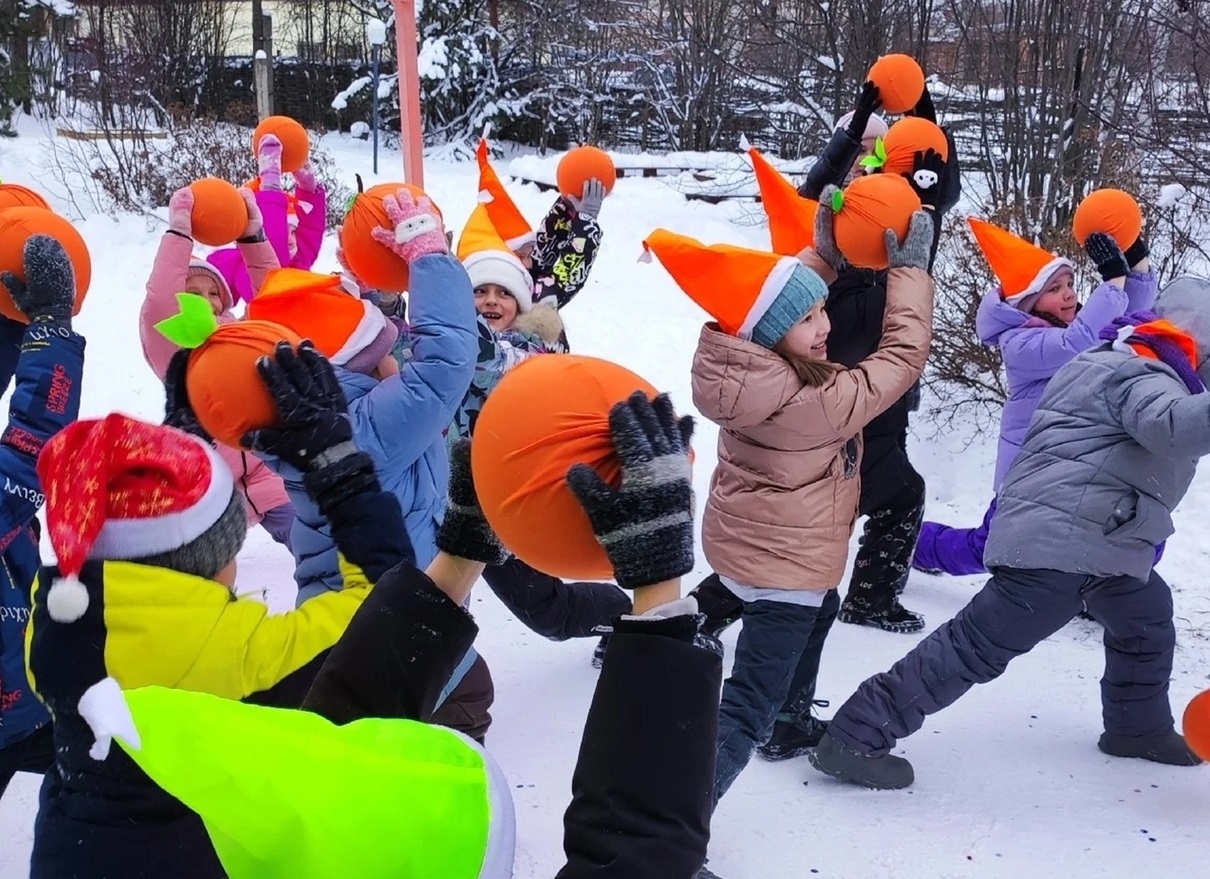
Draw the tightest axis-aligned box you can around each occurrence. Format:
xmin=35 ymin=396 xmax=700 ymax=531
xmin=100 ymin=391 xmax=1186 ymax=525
xmin=1 ymin=120 xmax=1209 ymax=878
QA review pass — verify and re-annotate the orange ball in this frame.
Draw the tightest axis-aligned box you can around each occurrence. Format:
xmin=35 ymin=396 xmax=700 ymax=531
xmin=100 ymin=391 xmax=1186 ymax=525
xmin=0 ymin=183 xmax=50 ymax=213
xmin=338 ymin=182 xmax=441 ymax=293
xmin=472 ymin=355 xmax=660 ymax=580
xmin=253 ymin=116 xmax=311 ymax=173
xmin=1183 ymin=690 xmax=1210 ymax=762
xmin=868 ymin=54 xmax=926 ymax=114
xmin=878 ymin=117 xmax=949 ymax=176
xmin=0 ymin=207 xmax=91 ymax=324
xmin=1072 ymin=188 xmax=1143 ymax=249
xmin=557 ymin=146 xmax=616 ymax=200
xmin=829 ymin=174 xmax=922 ymax=270
xmin=189 ymin=178 xmax=247 ymax=247
xmin=186 ymin=320 xmax=302 ymax=449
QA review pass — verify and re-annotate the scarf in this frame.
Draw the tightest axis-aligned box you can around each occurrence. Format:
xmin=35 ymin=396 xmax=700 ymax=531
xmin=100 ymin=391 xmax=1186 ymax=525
xmin=1098 ymin=311 xmax=1205 ymax=395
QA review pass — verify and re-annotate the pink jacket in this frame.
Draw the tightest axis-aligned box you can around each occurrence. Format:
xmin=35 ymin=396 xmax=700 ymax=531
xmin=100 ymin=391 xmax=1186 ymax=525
xmin=139 ymin=230 xmax=290 ymax=524
xmin=207 ymin=187 xmax=327 ymax=304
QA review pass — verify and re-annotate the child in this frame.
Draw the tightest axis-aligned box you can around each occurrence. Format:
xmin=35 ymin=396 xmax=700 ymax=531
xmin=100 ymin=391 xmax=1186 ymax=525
xmin=25 ymin=342 xmax=412 ymax=879
xmin=0 ymin=237 xmax=85 ymax=798
xmin=139 ymin=185 xmax=298 ymax=547
xmin=913 ymin=226 xmax=1156 ymax=576
xmin=811 ymin=278 xmax=1209 ymax=789
xmin=647 ymin=193 xmax=935 ymax=805
xmin=207 ymin=133 xmax=328 ymax=304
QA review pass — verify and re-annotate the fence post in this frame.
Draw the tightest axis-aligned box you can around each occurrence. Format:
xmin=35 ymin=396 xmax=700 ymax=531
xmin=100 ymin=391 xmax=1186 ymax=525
xmin=254 ymin=13 xmax=275 ymax=120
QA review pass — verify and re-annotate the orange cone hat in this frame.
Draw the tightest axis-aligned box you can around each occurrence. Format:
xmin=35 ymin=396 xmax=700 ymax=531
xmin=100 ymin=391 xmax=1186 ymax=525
xmin=477 ymin=138 xmax=535 ymax=250
xmin=968 ymin=218 xmax=1074 ymax=304
xmin=642 ymin=230 xmax=827 ymax=348
xmin=744 ymin=137 xmax=816 ymax=256
xmin=457 ymin=204 xmax=534 ymax=310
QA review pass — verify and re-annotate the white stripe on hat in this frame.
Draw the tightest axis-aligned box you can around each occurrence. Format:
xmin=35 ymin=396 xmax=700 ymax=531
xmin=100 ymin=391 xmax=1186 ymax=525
xmin=330 ymin=299 xmax=390 ymax=366
xmin=1003 ymin=256 xmax=1075 ymax=304
xmin=738 ymin=256 xmax=802 ymax=341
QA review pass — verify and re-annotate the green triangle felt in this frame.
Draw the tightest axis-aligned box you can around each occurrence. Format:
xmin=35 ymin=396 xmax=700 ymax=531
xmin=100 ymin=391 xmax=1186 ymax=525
xmin=154 ymin=292 xmax=219 ymax=349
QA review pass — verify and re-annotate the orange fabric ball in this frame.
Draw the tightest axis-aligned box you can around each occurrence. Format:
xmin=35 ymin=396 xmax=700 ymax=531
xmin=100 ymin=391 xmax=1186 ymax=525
xmin=556 ymin=147 xmax=616 ymax=200
xmin=1183 ymin=689 xmax=1210 ymax=762
xmin=253 ymin=116 xmax=311 ymax=173
xmin=0 ymin=207 xmax=91 ymax=324
xmin=186 ymin=320 xmax=302 ymax=449
xmin=1072 ymin=188 xmax=1143 ymax=249
xmin=830 ymin=174 xmax=922 ymax=270
xmin=868 ymin=54 xmax=926 ymax=114
xmin=189 ymin=178 xmax=247 ymax=247
xmin=338 ymin=182 xmax=441 ymax=293
xmin=878 ymin=117 xmax=949 ymax=176
xmin=472 ymin=355 xmax=659 ymax=579
xmin=0 ymin=183 xmax=50 ymax=212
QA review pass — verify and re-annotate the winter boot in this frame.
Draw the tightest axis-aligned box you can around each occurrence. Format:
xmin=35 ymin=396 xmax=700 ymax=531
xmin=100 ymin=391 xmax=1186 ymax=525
xmin=1098 ymin=731 xmax=1203 ymax=766
xmin=808 ymin=731 xmax=915 ymax=789
xmin=838 ymin=598 xmax=925 ymax=634
xmin=757 ymin=714 xmax=830 ymax=762
xmin=696 ymin=862 xmax=723 ymax=879
xmin=694 ymin=629 xmax=725 ymax=658
xmin=590 ymin=634 xmax=610 ymax=669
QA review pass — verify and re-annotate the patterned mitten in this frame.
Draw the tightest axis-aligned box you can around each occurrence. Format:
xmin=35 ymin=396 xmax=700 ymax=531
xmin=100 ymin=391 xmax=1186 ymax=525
xmin=257 ymin=133 xmax=283 ymax=190
xmin=1084 ymin=232 xmax=1130 ymax=282
xmin=369 ymin=188 xmax=448 ymax=262
xmin=293 ymin=162 xmax=319 ymax=193
xmin=567 ymin=392 xmax=695 ymax=590
xmin=436 ymin=438 xmax=511 ymax=565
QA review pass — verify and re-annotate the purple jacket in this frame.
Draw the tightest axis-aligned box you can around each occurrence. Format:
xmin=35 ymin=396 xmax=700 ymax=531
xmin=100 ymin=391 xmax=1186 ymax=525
xmin=977 ymin=269 xmax=1157 ymax=488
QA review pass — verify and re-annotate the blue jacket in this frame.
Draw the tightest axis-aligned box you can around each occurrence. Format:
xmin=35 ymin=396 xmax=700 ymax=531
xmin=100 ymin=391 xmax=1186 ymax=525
xmin=265 ymin=253 xmax=478 ymax=602
xmin=0 ymin=317 xmax=85 ymax=751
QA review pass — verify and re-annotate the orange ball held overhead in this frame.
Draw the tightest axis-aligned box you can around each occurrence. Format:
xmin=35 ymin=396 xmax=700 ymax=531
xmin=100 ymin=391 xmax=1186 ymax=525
xmin=0 ymin=182 xmax=50 ymax=213
xmin=1072 ymin=188 xmax=1143 ymax=249
xmin=186 ymin=320 xmax=302 ymax=450
xmin=252 ymin=116 xmax=311 ymax=173
xmin=556 ymin=146 xmax=616 ymax=200
xmin=875 ymin=117 xmax=949 ymax=176
xmin=828 ymin=174 xmax=922 ymax=271
xmin=471 ymin=355 xmax=662 ymax=580
xmin=338 ymin=182 xmax=441 ymax=293
xmin=0 ymin=207 xmax=92 ymax=323
xmin=867 ymin=54 xmax=926 ymax=114
xmin=188 ymin=178 xmax=248 ymax=247
xmin=1183 ymin=689 xmax=1210 ymax=762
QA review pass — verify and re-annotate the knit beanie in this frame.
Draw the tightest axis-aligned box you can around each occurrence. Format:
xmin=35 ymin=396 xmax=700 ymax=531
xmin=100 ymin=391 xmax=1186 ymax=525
xmin=187 ymin=258 xmax=233 ymax=312
xmin=457 ymin=204 xmax=534 ymax=311
xmin=248 ymin=267 xmax=400 ymax=374
xmin=36 ymin=414 xmax=246 ymax=623
xmin=836 ymin=111 xmax=889 ymax=141
xmin=641 ymin=229 xmax=828 ymax=349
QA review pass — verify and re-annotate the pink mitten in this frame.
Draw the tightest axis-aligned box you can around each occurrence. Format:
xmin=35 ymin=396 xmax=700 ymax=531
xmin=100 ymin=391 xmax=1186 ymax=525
xmin=293 ymin=162 xmax=319 ymax=193
xmin=369 ymin=188 xmax=448 ymax=262
xmin=168 ymin=187 xmax=194 ymax=236
xmin=238 ymin=187 xmax=264 ymax=239
xmin=257 ymin=133 xmax=283 ymax=191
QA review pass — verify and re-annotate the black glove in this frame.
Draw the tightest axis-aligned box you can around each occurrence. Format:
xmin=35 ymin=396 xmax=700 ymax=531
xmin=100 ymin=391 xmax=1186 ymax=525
xmin=905 ymin=85 xmax=937 ymax=123
xmin=435 ymin=438 xmax=510 ymax=565
xmin=567 ymin=392 xmax=695 ymax=590
xmin=1 ymin=235 xmax=75 ymax=326
xmin=846 ymin=81 xmax=883 ymax=141
xmin=163 ymin=349 xmax=213 ymax=442
xmin=908 ymin=149 xmax=946 ymax=210
xmin=1123 ymin=234 xmax=1149 ymax=269
xmin=1083 ymin=232 xmax=1130 ymax=282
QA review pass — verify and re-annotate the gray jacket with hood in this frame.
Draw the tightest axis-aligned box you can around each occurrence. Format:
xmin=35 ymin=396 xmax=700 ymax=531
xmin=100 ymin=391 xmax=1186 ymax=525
xmin=984 ymin=277 xmax=1210 ymax=581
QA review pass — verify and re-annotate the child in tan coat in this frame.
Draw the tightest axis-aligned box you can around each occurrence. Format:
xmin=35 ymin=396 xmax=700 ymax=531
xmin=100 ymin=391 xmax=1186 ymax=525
xmin=645 ymin=195 xmax=935 ymax=811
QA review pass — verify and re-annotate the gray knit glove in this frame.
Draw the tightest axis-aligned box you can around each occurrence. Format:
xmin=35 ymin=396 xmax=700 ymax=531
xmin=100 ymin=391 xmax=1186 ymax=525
xmin=567 ymin=392 xmax=695 ymax=590
xmin=436 ymin=438 xmax=511 ymax=565
xmin=814 ymin=186 xmax=846 ymax=271
xmin=1 ymin=235 xmax=76 ymax=326
xmin=568 ymin=178 xmax=606 ymax=220
xmin=885 ymin=210 xmax=935 ymax=271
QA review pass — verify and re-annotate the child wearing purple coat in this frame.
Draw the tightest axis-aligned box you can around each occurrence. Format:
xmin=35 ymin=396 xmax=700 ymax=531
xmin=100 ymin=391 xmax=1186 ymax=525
xmin=913 ymin=222 xmax=1156 ymax=576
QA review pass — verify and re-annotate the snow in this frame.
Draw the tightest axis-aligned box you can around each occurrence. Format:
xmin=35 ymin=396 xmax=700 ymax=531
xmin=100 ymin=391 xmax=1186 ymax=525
xmin=2 ymin=119 xmax=1210 ymax=878
xmin=366 ymin=18 xmax=388 ymax=47
xmin=1158 ymin=183 xmax=1187 ymax=209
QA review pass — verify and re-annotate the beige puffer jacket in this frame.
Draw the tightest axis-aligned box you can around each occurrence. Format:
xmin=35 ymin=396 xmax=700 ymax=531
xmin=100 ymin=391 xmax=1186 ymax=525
xmin=692 ymin=265 xmax=934 ymax=591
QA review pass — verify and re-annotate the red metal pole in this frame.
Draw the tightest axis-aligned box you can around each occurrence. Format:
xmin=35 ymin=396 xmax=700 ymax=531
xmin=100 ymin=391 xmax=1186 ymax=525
xmin=392 ymin=0 xmax=425 ymax=189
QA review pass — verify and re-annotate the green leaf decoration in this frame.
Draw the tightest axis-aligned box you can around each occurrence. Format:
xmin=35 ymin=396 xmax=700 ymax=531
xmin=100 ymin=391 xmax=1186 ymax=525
xmin=831 ymin=188 xmax=845 ymax=213
xmin=154 ymin=292 xmax=220 ymax=349
xmin=859 ymin=137 xmax=888 ymax=170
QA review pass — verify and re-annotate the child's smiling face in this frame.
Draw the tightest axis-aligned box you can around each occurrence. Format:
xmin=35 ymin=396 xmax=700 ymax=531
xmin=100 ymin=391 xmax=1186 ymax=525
xmin=1031 ymin=268 xmax=1077 ymax=324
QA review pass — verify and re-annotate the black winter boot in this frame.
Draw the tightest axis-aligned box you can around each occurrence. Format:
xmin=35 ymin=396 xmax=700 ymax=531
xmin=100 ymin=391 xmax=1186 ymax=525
xmin=838 ymin=598 xmax=925 ymax=634
xmin=590 ymin=634 xmax=610 ymax=669
xmin=1098 ymin=731 xmax=1203 ymax=766
xmin=757 ymin=715 xmax=830 ymax=761
xmin=808 ymin=731 xmax=915 ymax=789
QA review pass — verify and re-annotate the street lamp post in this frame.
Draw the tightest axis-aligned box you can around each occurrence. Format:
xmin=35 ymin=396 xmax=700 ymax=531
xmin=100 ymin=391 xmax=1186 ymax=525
xmin=367 ymin=18 xmax=387 ymax=176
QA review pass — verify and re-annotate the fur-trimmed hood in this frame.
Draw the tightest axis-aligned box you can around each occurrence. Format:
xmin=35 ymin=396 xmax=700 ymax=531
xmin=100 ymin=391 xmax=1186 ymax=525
xmin=510 ymin=303 xmax=565 ymax=345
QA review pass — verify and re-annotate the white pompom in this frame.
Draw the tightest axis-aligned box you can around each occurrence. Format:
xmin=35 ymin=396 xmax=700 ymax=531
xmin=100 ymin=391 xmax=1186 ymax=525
xmin=47 ymin=574 xmax=90 ymax=623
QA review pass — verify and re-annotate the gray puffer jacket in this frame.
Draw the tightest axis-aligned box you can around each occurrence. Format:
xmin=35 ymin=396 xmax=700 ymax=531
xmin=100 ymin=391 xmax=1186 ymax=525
xmin=984 ymin=278 xmax=1210 ymax=581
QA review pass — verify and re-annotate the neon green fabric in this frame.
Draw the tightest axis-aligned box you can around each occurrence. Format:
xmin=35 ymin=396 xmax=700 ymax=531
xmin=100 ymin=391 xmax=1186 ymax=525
xmin=116 ymin=686 xmax=492 ymax=879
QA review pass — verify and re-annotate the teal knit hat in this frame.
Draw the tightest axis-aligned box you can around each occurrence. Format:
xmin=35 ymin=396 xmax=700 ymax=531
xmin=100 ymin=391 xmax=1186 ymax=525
xmin=751 ymin=264 xmax=829 ymax=348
